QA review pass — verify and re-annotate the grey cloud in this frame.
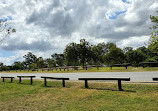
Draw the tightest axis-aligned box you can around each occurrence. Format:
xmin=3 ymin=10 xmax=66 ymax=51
xmin=1 ymin=0 xmax=158 ymax=52
xmin=26 ymin=0 xmax=157 ymax=42
xmin=26 ymin=0 xmax=94 ymax=36
xmin=88 ymin=0 xmax=157 ymax=41
xmin=1 ymin=39 xmax=54 ymax=51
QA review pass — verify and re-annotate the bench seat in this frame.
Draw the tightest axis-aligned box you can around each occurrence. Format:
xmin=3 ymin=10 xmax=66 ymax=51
xmin=79 ymin=78 xmax=130 ymax=81
xmin=17 ymin=76 xmax=36 ymax=85
xmin=78 ymin=77 xmax=130 ymax=91
xmin=1 ymin=76 xmax=15 ymax=82
xmin=41 ymin=76 xmax=69 ymax=87
xmin=153 ymin=78 xmax=158 ymax=81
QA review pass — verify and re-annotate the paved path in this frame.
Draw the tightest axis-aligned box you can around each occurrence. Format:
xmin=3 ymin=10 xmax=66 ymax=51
xmin=0 ymin=72 xmax=158 ymax=82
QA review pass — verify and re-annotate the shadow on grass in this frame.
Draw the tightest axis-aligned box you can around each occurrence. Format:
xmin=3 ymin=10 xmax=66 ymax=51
xmin=1 ymin=81 xmax=14 ymax=83
xmin=83 ymin=87 xmax=136 ymax=92
xmin=41 ymin=86 xmax=71 ymax=89
xmin=136 ymin=82 xmax=158 ymax=84
xmin=41 ymin=84 xmax=71 ymax=88
xmin=17 ymin=82 xmax=35 ymax=86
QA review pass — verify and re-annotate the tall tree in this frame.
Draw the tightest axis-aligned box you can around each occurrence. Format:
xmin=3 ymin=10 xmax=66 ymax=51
xmin=137 ymin=46 xmax=153 ymax=59
xmin=104 ymin=42 xmax=117 ymax=53
xmin=12 ymin=61 xmax=22 ymax=70
xmin=78 ymin=39 xmax=92 ymax=68
xmin=64 ymin=42 xmax=79 ymax=66
xmin=149 ymin=11 xmax=158 ymax=54
xmin=23 ymin=52 xmax=38 ymax=67
xmin=104 ymin=46 xmax=125 ymax=65
xmin=51 ymin=53 xmax=65 ymax=67
xmin=45 ymin=58 xmax=56 ymax=68
xmin=126 ymin=50 xmax=146 ymax=66
xmin=36 ymin=57 xmax=47 ymax=68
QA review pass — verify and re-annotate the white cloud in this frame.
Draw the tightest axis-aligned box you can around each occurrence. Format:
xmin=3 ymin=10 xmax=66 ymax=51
xmin=114 ymin=26 xmax=126 ymax=32
xmin=117 ymin=36 xmax=150 ymax=49
xmin=149 ymin=2 xmax=158 ymax=10
xmin=124 ymin=12 xmax=140 ymax=23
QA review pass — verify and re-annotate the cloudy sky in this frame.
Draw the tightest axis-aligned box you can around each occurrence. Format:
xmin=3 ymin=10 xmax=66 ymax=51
xmin=0 ymin=0 xmax=158 ymax=65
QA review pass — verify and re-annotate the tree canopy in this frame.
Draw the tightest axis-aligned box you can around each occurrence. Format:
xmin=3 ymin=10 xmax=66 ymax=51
xmin=149 ymin=11 xmax=158 ymax=54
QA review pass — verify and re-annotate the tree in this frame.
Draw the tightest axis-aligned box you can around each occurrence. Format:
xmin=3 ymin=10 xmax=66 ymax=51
xmin=149 ymin=11 xmax=158 ymax=54
xmin=123 ymin=47 xmax=133 ymax=54
xmin=146 ymin=56 xmax=158 ymax=62
xmin=51 ymin=53 xmax=65 ymax=67
xmin=92 ymin=42 xmax=117 ymax=65
xmin=12 ymin=61 xmax=22 ymax=70
xmin=36 ymin=57 xmax=47 ymax=68
xmin=45 ymin=58 xmax=56 ymax=68
xmin=23 ymin=52 xmax=38 ymax=68
xmin=0 ymin=62 xmax=4 ymax=67
xmin=29 ymin=63 xmax=37 ymax=69
xmin=104 ymin=42 xmax=117 ymax=53
xmin=20 ymin=61 xmax=28 ymax=70
xmin=78 ymin=39 xmax=92 ymax=68
xmin=0 ymin=66 xmax=10 ymax=71
xmin=104 ymin=46 xmax=125 ymax=65
xmin=0 ymin=17 xmax=16 ymax=43
xmin=126 ymin=50 xmax=146 ymax=66
xmin=137 ymin=46 xmax=154 ymax=59
xmin=64 ymin=42 xmax=79 ymax=66
xmin=91 ymin=45 xmax=101 ymax=65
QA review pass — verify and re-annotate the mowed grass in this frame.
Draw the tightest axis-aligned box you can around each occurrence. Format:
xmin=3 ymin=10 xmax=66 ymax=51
xmin=1 ymin=79 xmax=158 ymax=111
xmin=1 ymin=67 xmax=158 ymax=73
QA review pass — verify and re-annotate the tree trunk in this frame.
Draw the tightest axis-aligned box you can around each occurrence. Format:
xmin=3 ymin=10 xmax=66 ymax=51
xmin=83 ymin=61 xmax=85 ymax=69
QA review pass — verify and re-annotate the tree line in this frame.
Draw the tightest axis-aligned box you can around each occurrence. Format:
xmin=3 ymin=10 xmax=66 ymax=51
xmin=0 ymin=38 xmax=157 ymax=71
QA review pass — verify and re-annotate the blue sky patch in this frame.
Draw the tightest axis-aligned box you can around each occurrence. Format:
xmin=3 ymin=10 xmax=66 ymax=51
xmin=122 ymin=0 xmax=131 ymax=4
xmin=109 ymin=10 xmax=127 ymax=19
xmin=0 ymin=16 xmax=12 ymax=22
xmin=7 ymin=16 xmax=12 ymax=20
xmin=0 ymin=50 xmax=15 ymax=57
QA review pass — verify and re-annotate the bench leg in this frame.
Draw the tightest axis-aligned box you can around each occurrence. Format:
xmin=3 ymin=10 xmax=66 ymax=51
xmin=118 ymin=80 xmax=123 ymax=91
xmin=19 ymin=77 xmax=21 ymax=83
xmin=2 ymin=78 xmax=4 ymax=82
xmin=85 ymin=80 xmax=88 ymax=88
xmin=44 ymin=78 xmax=47 ymax=86
xmin=11 ymin=78 xmax=13 ymax=83
xmin=62 ymin=80 xmax=65 ymax=87
xmin=31 ymin=77 xmax=33 ymax=85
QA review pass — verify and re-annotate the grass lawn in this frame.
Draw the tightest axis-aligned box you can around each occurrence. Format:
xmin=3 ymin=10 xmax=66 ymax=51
xmin=1 ymin=79 xmax=158 ymax=111
xmin=1 ymin=67 xmax=158 ymax=73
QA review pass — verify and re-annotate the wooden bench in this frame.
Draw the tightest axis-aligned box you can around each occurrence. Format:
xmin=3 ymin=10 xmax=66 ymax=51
xmin=78 ymin=78 xmax=130 ymax=91
xmin=110 ymin=64 xmax=131 ymax=69
xmin=41 ymin=76 xmax=69 ymax=87
xmin=1 ymin=77 xmax=15 ymax=83
xmin=17 ymin=76 xmax=36 ymax=85
xmin=153 ymin=78 xmax=158 ymax=81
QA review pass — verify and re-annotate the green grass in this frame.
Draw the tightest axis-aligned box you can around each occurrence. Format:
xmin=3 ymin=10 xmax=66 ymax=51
xmin=1 ymin=79 xmax=158 ymax=111
xmin=1 ymin=67 xmax=158 ymax=73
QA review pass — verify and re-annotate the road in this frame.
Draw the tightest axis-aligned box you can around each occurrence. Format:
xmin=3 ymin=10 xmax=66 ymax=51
xmin=1 ymin=72 xmax=158 ymax=82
